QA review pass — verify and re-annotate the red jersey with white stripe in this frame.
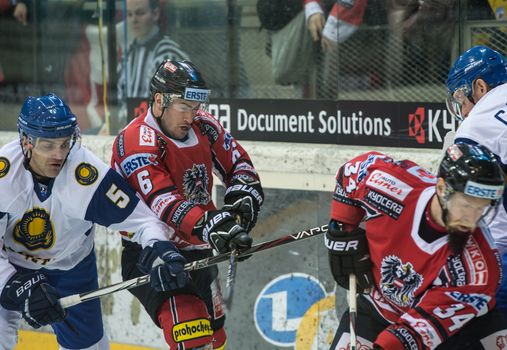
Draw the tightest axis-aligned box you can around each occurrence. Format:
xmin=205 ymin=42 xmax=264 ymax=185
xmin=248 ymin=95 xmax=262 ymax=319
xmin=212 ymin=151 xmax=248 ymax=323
xmin=331 ymin=151 xmax=501 ymax=349
xmin=111 ymin=108 xmax=260 ymax=250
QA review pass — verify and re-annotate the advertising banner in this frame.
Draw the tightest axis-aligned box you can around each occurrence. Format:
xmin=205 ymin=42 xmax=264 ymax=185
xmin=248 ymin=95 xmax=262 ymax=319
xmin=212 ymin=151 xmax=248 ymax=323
xmin=127 ymin=98 xmax=457 ymax=149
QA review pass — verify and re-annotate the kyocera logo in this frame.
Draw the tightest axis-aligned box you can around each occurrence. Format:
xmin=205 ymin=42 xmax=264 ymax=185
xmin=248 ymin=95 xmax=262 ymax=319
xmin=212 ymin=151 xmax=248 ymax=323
xmin=408 ymin=107 xmax=457 ymax=144
xmin=408 ymin=107 xmax=425 ymax=144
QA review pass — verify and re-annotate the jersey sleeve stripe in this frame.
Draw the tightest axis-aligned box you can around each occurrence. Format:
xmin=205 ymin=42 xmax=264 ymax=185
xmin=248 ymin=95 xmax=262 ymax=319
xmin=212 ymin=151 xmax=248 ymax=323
xmin=414 ymin=306 xmax=448 ymax=341
xmin=146 ymin=186 xmax=178 ymax=206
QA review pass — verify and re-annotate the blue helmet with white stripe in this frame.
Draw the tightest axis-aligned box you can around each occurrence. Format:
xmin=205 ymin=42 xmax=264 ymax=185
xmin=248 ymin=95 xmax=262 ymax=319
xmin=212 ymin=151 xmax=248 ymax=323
xmin=446 ymin=46 xmax=507 ymax=120
xmin=18 ymin=93 xmax=79 ymax=139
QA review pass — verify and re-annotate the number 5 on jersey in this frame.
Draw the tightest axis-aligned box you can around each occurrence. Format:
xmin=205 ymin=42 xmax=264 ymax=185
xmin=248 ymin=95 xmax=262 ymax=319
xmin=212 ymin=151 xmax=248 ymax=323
xmin=106 ymin=184 xmax=131 ymax=208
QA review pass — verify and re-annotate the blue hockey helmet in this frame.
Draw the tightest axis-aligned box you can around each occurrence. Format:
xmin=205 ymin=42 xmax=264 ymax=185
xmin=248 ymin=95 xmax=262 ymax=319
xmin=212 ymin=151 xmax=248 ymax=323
xmin=446 ymin=46 xmax=507 ymax=121
xmin=18 ymin=93 xmax=79 ymax=139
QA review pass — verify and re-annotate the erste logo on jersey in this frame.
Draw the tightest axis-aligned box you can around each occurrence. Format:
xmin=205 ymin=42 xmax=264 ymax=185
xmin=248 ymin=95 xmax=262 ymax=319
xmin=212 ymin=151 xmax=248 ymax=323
xmin=13 ymin=208 xmax=55 ymax=250
xmin=366 ymin=170 xmax=413 ymax=201
xmin=0 ymin=157 xmax=10 ymax=178
xmin=139 ymin=125 xmax=156 ymax=146
xmin=120 ymin=153 xmax=158 ymax=178
xmin=75 ymin=163 xmax=98 ymax=186
xmin=445 ymin=290 xmax=490 ymax=313
xmin=183 ymin=164 xmax=210 ymax=205
xmin=380 ymin=255 xmax=423 ymax=307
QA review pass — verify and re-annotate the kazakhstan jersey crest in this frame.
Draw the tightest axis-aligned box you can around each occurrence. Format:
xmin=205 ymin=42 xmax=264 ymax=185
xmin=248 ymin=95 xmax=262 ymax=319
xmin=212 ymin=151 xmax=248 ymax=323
xmin=380 ymin=255 xmax=423 ymax=307
xmin=13 ymin=208 xmax=55 ymax=250
xmin=183 ymin=163 xmax=210 ymax=205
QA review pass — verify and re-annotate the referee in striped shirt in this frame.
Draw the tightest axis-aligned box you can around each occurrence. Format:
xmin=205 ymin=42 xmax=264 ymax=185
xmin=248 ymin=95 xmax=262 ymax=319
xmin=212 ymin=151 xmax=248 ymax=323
xmin=118 ymin=0 xmax=189 ymax=102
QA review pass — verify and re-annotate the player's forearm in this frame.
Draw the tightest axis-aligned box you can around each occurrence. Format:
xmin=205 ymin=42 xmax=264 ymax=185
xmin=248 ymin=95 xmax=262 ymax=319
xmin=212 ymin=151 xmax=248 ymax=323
xmin=109 ymin=201 xmax=175 ymax=248
xmin=0 ymin=249 xmax=17 ymax=296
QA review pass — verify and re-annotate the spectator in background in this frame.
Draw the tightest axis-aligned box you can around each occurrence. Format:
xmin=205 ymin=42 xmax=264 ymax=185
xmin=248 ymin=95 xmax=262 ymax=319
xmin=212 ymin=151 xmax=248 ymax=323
xmin=305 ymin=0 xmax=367 ymax=51
xmin=111 ymin=0 xmax=189 ymax=134
xmin=304 ymin=0 xmax=367 ymax=99
xmin=385 ymin=0 xmax=456 ymax=90
xmin=118 ymin=0 xmax=189 ymax=102
xmin=0 ymin=0 xmax=28 ymax=25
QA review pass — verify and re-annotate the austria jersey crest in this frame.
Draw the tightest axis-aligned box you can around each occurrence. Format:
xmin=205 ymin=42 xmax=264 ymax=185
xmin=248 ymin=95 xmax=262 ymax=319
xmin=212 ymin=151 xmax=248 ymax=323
xmin=380 ymin=255 xmax=423 ymax=307
xmin=183 ymin=164 xmax=210 ymax=205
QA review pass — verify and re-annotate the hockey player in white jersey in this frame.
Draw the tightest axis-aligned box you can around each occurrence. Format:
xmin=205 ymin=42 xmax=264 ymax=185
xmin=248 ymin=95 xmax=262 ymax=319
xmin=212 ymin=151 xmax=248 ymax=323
xmin=446 ymin=45 xmax=507 ymax=314
xmin=0 ymin=94 xmax=189 ymax=350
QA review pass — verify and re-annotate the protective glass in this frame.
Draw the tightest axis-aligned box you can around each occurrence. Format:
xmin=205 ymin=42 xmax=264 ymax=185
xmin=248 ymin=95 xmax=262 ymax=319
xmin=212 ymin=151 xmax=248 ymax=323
xmin=163 ymin=91 xmax=210 ymax=112
xmin=445 ymin=85 xmax=471 ymax=122
xmin=28 ymin=128 xmax=81 ymax=157
xmin=170 ymin=101 xmax=201 ymax=114
xmin=32 ymin=136 xmax=73 ymax=158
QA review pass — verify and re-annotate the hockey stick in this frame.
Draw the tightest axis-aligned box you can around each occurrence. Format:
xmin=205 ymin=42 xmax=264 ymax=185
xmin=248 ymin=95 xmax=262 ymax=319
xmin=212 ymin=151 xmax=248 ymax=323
xmin=349 ymin=274 xmax=358 ymax=350
xmin=59 ymin=224 xmax=328 ymax=309
xmin=222 ymin=248 xmax=238 ymax=310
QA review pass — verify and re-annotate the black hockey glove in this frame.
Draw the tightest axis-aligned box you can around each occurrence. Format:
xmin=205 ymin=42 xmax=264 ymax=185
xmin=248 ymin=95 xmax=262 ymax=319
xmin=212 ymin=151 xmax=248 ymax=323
xmin=223 ymin=178 xmax=264 ymax=232
xmin=194 ymin=210 xmax=252 ymax=254
xmin=325 ymin=220 xmax=373 ymax=293
xmin=137 ymin=241 xmax=189 ymax=292
xmin=0 ymin=271 xmax=66 ymax=328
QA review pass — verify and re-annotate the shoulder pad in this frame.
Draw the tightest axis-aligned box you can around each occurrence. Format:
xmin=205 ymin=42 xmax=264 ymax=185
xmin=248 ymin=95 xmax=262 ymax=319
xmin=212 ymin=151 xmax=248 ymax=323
xmin=195 ymin=111 xmax=223 ymax=144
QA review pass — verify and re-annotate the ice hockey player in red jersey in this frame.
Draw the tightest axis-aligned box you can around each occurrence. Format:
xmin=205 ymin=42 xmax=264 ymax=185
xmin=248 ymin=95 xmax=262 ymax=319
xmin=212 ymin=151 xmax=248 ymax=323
xmin=111 ymin=59 xmax=263 ymax=349
xmin=326 ymin=143 xmax=507 ymax=349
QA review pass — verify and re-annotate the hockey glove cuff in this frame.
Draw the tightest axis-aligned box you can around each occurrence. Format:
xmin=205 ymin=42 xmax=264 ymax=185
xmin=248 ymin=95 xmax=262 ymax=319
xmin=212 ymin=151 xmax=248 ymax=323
xmin=325 ymin=220 xmax=373 ymax=293
xmin=0 ymin=272 xmax=65 ymax=328
xmin=224 ymin=178 xmax=264 ymax=232
xmin=194 ymin=210 xmax=252 ymax=254
xmin=137 ymin=241 xmax=189 ymax=292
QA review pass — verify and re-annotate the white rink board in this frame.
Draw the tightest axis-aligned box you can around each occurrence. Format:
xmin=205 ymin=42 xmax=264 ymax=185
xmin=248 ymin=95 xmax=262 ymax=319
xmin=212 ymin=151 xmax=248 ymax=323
xmin=0 ymin=132 xmax=440 ymax=348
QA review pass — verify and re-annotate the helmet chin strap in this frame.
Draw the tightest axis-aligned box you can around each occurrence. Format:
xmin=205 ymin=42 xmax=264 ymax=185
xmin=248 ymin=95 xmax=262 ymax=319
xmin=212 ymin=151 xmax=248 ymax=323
xmin=151 ymin=104 xmax=170 ymax=137
xmin=437 ymin=184 xmax=455 ymax=228
xmin=437 ymin=193 xmax=450 ymax=228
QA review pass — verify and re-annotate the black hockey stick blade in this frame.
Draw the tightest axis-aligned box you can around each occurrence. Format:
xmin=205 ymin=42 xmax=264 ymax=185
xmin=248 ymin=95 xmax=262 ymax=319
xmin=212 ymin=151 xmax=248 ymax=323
xmin=59 ymin=224 xmax=328 ymax=308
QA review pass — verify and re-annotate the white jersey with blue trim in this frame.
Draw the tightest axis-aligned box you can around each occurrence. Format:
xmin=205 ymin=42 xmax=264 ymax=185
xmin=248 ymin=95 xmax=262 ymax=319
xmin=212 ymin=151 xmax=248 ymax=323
xmin=0 ymin=140 xmax=173 ymax=293
xmin=454 ymin=83 xmax=507 ymax=252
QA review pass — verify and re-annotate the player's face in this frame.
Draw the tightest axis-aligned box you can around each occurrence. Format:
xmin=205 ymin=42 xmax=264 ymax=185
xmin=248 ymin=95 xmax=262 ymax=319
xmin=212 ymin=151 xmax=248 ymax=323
xmin=26 ymin=137 xmax=72 ymax=178
xmin=445 ymin=192 xmax=491 ymax=233
xmin=127 ymin=0 xmax=159 ymax=39
xmin=161 ymin=98 xmax=200 ymax=140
